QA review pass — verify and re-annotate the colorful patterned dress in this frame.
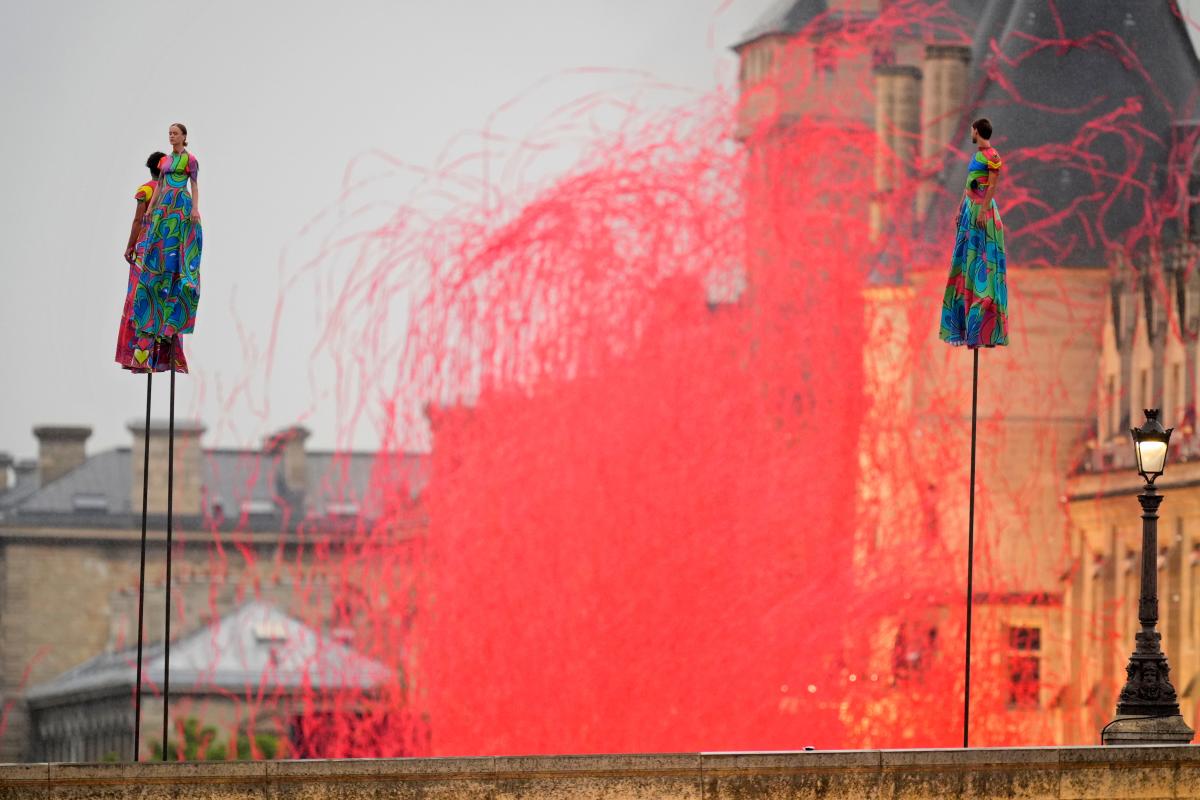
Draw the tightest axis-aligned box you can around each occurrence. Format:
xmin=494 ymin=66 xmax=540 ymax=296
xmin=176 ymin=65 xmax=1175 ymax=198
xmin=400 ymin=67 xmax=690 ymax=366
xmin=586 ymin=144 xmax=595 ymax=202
xmin=115 ymin=180 xmax=188 ymax=373
xmin=133 ymin=151 xmax=202 ymax=340
xmin=938 ymin=146 xmax=1008 ymax=348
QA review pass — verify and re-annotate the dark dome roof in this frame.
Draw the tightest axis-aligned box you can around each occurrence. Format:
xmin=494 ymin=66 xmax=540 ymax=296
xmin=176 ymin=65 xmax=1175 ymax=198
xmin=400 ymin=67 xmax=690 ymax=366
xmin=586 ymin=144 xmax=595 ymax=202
xmin=733 ymin=0 xmax=979 ymax=49
xmin=931 ymin=0 xmax=1200 ymax=266
xmin=733 ymin=0 xmax=828 ymax=50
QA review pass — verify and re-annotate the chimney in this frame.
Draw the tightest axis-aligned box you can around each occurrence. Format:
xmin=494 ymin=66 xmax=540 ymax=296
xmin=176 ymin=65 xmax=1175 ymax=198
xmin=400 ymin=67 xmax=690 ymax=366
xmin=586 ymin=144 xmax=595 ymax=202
xmin=0 ymin=452 xmax=11 ymax=492
xmin=13 ymin=459 xmax=38 ymax=493
xmin=128 ymin=420 xmax=206 ymax=517
xmin=265 ymin=426 xmax=310 ymax=513
xmin=871 ymin=64 xmax=922 ymax=240
xmin=32 ymin=425 xmax=92 ymax=485
xmin=917 ymin=44 xmax=971 ymax=220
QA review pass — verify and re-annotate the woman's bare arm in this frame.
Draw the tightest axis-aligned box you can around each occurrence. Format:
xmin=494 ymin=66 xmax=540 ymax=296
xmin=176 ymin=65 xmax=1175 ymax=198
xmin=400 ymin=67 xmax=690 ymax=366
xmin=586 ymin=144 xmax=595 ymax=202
xmin=978 ymin=170 xmax=1000 ymax=227
xmin=142 ymin=182 xmax=159 ymax=224
xmin=125 ymin=200 xmax=147 ymax=262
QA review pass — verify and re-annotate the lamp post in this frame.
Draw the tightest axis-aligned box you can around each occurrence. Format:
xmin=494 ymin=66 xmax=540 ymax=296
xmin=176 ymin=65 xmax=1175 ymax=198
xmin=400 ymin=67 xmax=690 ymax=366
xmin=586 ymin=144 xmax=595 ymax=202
xmin=1102 ymin=409 xmax=1195 ymax=745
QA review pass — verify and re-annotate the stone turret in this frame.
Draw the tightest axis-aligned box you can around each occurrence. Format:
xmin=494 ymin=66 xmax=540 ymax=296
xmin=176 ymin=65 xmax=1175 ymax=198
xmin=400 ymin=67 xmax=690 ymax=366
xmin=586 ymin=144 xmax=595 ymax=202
xmin=916 ymin=44 xmax=970 ymax=221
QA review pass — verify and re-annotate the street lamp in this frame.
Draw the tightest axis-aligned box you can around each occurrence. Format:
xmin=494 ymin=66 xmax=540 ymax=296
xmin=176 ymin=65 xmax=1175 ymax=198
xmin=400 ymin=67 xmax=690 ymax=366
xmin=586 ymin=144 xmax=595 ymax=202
xmin=1102 ymin=409 xmax=1195 ymax=744
xmin=1132 ymin=409 xmax=1171 ymax=482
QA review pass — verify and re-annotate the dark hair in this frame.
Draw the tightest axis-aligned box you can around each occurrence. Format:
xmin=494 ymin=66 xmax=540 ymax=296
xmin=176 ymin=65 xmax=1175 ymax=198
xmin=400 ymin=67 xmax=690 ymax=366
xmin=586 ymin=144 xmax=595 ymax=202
xmin=146 ymin=151 xmax=166 ymax=179
xmin=972 ymin=118 xmax=993 ymax=140
xmin=171 ymin=122 xmax=188 ymax=146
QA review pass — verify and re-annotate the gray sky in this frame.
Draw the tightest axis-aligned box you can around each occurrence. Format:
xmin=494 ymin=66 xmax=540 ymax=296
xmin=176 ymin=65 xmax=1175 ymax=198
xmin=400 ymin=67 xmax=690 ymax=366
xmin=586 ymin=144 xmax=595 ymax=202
xmin=0 ymin=0 xmax=773 ymax=460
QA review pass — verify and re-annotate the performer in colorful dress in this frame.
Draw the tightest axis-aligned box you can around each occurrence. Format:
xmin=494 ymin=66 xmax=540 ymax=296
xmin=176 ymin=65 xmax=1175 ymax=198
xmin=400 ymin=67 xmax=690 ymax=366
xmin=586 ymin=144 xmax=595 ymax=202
xmin=133 ymin=122 xmax=202 ymax=348
xmin=939 ymin=118 xmax=1008 ymax=348
xmin=115 ymin=152 xmax=188 ymax=372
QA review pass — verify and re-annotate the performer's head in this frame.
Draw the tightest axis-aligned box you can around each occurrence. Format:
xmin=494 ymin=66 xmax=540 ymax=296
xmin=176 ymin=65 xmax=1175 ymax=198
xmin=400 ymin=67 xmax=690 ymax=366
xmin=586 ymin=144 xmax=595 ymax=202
xmin=169 ymin=122 xmax=188 ymax=149
xmin=146 ymin=151 xmax=166 ymax=179
xmin=971 ymin=118 xmax=992 ymax=144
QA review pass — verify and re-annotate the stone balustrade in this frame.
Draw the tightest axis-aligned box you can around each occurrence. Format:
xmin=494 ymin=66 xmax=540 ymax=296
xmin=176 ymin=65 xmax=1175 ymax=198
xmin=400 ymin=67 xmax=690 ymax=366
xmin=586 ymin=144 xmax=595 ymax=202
xmin=2 ymin=745 xmax=1199 ymax=799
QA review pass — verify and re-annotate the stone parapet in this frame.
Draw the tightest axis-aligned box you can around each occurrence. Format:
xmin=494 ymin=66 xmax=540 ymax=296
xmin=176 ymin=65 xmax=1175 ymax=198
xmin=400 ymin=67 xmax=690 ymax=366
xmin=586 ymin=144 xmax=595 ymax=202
xmin=2 ymin=745 xmax=1200 ymax=799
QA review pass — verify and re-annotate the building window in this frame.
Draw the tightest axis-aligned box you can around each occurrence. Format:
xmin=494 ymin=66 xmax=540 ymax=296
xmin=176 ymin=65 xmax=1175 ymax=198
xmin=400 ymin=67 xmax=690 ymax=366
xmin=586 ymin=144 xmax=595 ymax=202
xmin=1007 ymin=626 xmax=1041 ymax=709
xmin=814 ymin=42 xmax=837 ymax=76
xmin=1135 ymin=368 xmax=1149 ymax=424
xmin=1105 ymin=374 xmax=1117 ymax=438
xmin=1167 ymin=362 xmax=1181 ymax=425
xmin=892 ymin=622 xmax=938 ymax=683
xmin=742 ymin=45 xmax=779 ymax=86
xmin=741 ymin=47 xmax=758 ymax=85
xmin=1189 ymin=542 xmax=1199 ymax=649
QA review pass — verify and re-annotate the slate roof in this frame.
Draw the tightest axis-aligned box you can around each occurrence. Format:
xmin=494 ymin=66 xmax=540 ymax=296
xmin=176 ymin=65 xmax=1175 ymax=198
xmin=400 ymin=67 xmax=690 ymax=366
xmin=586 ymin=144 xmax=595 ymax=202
xmin=928 ymin=0 xmax=1200 ymax=266
xmin=0 ymin=440 xmax=428 ymax=529
xmin=26 ymin=601 xmax=393 ymax=706
xmin=734 ymin=0 xmax=828 ymax=49
xmin=733 ymin=0 xmax=980 ymax=51
xmin=730 ymin=2 xmax=1200 ymax=269
xmin=0 ymin=460 xmax=41 ymax=512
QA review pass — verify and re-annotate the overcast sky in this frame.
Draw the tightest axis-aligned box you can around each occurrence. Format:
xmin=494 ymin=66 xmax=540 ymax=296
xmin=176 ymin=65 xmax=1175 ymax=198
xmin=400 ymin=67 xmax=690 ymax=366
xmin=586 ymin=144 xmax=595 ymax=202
xmin=0 ymin=0 xmax=774 ymax=460
xmin=10 ymin=2 xmax=1196 ymax=464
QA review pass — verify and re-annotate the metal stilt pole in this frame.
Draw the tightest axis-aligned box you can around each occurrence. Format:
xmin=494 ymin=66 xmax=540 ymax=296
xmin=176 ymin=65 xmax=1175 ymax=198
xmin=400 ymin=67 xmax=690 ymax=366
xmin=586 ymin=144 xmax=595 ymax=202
xmin=963 ymin=347 xmax=979 ymax=748
xmin=133 ymin=372 xmax=152 ymax=760
xmin=161 ymin=343 xmax=176 ymax=760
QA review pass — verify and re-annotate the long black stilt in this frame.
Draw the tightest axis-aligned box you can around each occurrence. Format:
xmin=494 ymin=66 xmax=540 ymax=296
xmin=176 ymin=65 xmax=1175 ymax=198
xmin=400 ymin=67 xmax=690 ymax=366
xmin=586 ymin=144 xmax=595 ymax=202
xmin=133 ymin=371 xmax=152 ymax=760
xmin=161 ymin=344 xmax=176 ymax=760
xmin=962 ymin=347 xmax=979 ymax=748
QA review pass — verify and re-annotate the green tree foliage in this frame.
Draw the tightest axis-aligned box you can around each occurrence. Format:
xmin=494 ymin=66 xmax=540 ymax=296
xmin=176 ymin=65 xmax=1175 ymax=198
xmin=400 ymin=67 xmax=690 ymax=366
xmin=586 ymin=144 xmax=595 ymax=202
xmin=149 ymin=717 xmax=281 ymax=761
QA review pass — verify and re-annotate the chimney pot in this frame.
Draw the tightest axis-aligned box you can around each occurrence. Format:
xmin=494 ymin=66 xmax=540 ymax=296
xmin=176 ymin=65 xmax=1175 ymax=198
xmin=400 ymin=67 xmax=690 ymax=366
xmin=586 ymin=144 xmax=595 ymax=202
xmin=265 ymin=426 xmax=311 ymax=513
xmin=14 ymin=459 xmax=39 ymax=493
xmin=0 ymin=452 xmax=12 ymax=492
xmin=32 ymin=425 xmax=92 ymax=486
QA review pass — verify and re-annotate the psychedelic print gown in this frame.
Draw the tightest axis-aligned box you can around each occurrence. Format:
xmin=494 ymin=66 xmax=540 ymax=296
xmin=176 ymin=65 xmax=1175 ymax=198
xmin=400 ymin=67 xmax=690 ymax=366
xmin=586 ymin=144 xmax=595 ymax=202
xmin=938 ymin=146 xmax=1008 ymax=348
xmin=133 ymin=151 xmax=202 ymax=340
xmin=115 ymin=180 xmax=188 ymax=373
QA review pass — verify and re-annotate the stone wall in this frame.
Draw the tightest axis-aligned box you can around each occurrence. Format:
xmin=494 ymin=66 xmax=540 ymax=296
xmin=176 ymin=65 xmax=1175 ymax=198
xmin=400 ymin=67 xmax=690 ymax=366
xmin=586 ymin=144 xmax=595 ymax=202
xmin=1 ymin=746 xmax=1198 ymax=799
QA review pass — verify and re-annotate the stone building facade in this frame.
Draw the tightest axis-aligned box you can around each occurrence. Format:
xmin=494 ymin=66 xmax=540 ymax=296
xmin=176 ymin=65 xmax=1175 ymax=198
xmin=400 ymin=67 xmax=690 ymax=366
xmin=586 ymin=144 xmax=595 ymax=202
xmin=0 ymin=422 xmax=427 ymax=761
xmin=1065 ymin=242 xmax=1200 ymax=740
xmin=734 ymin=0 xmax=1200 ymax=744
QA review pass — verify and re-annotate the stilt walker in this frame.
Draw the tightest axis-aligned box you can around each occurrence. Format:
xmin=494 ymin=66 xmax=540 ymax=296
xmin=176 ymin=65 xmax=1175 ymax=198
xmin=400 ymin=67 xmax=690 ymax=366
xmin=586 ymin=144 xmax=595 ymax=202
xmin=115 ymin=151 xmax=183 ymax=759
xmin=117 ymin=123 xmax=202 ymax=760
xmin=936 ymin=117 xmax=1008 ymax=748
